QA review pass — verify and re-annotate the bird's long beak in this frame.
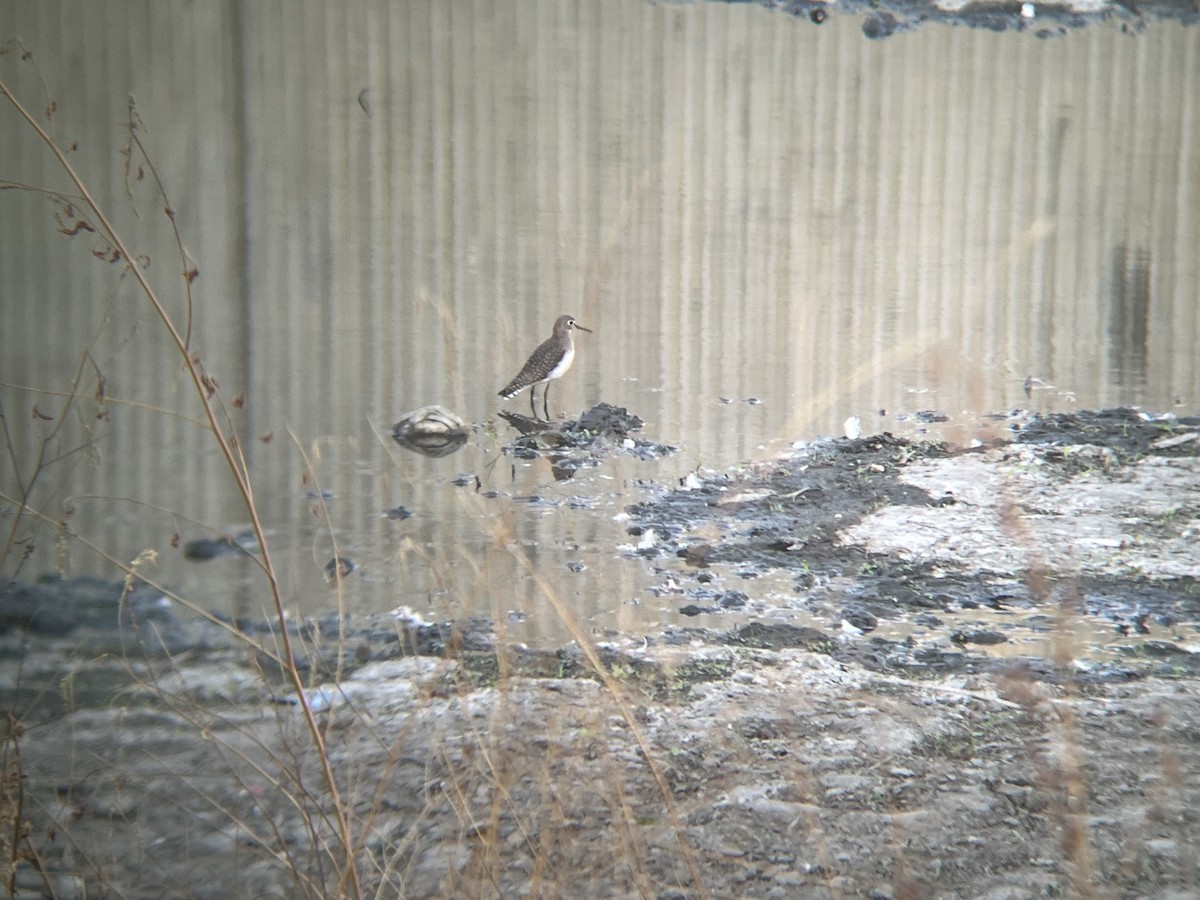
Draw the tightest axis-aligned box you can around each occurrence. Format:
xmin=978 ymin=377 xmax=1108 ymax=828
xmin=575 ymin=324 xmax=593 ymax=333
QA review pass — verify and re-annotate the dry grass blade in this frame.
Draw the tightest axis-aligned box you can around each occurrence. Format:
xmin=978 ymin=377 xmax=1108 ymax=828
xmin=462 ymin=491 xmax=711 ymax=899
xmin=0 ymin=73 xmax=363 ymax=897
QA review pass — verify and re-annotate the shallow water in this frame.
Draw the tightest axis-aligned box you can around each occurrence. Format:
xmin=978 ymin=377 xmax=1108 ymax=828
xmin=2 ymin=1 xmax=1199 ymax=646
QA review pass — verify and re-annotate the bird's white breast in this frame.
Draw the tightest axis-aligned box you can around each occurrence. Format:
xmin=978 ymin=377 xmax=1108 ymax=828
xmin=543 ymin=344 xmax=574 ymax=382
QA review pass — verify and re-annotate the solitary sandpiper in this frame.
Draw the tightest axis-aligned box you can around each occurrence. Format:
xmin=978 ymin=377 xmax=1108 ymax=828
xmin=498 ymin=314 xmax=592 ymax=420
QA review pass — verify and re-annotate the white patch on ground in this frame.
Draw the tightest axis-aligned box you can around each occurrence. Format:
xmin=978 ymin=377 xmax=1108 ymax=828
xmin=841 ymin=447 xmax=1200 ymax=577
xmin=935 ymin=0 xmax=1111 ymax=11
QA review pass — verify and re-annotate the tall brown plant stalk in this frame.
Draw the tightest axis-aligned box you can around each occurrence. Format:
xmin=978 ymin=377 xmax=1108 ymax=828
xmin=0 ymin=74 xmax=363 ymax=898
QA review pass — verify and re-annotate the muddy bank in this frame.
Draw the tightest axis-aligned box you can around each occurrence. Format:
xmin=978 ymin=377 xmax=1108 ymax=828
xmin=5 ymin=407 xmax=1200 ymax=898
xmin=7 ymin=408 xmax=1200 ymax=695
xmin=626 ymin=407 xmax=1200 ymax=679
xmin=6 ymin=408 xmax=1200 ymax=708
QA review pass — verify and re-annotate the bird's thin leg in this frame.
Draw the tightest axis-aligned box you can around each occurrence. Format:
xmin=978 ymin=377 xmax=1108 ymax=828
xmin=529 ymin=385 xmax=538 ymax=419
xmin=543 ymin=382 xmax=551 ymax=420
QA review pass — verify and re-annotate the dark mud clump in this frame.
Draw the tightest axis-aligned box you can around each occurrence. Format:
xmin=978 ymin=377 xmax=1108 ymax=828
xmin=628 ymin=432 xmax=951 ymax=575
xmin=500 ymin=402 xmax=676 ymax=479
xmin=1016 ymin=407 xmax=1200 ymax=466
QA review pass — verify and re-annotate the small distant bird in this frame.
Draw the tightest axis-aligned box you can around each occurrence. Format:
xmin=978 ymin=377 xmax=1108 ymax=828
xmin=498 ymin=315 xmax=592 ymax=420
